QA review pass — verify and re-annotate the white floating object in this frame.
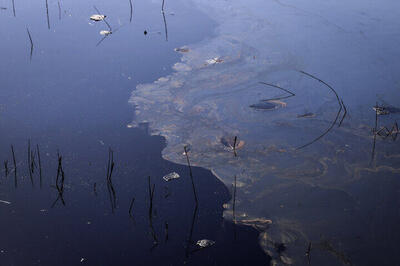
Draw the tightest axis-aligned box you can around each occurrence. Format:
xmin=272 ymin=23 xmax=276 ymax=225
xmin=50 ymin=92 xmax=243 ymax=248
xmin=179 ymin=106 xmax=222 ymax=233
xmin=205 ymin=57 xmax=223 ymax=65
xmin=0 ymin=200 xmax=11 ymax=205
xmin=100 ymin=30 xmax=112 ymax=36
xmin=196 ymin=239 xmax=215 ymax=248
xmin=90 ymin=14 xmax=106 ymax=21
xmin=80 ymin=258 xmax=86 ymax=263
xmin=163 ymin=172 xmax=180 ymax=182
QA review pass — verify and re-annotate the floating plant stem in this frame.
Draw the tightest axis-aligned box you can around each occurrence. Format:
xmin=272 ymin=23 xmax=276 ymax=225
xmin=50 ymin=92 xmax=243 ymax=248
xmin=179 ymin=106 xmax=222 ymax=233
xmin=37 ymin=144 xmax=42 ymax=188
xmin=259 ymin=82 xmax=295 ymax=101
xmin=129 ymin=196 xmax=135 ymax=216
xmin=11 ymin=0 xmax=15 ymax=17
xmin=58 ymin=1 xmax=61 ymax=20
xmin=4 ymin=160 xmax=8 ymax=177
xmin=338 ymin=99 xmax=347 ymax=127
xmin=93 ymin=6 xmax=112 ymax=31
xmin=45 ymin=0 xmax=50 ymax=29
xmin=162 ymin=11 xmax=168 ymax=41
xmin=129 ymin=0 xmax=133 ymax=22
xmin=370 ymin=105 xmax=379 ymax=165
xmin=306 ymin=242 xmax=312 ymax=265
xmin=11 ymin=145 xmax=17 ymax=187
xmin=165 ymin=222 xmax=169 ymax=242
xmin=184 ymin=146 xmax=198 ymax=205
xmin=28 ymin=140 xmax=33 ymax=186
xmin=93 ymin=182 xmax=97 ymax=196
xmin=106 ymin=148 xmax=117 ymax=212
xmin=233 ymin=136 xmax=237 ymax=157
xmin=296 ymin=70 xmax=345 ymax=149
xmin=27 ymin=27 xmax=33 ymax=61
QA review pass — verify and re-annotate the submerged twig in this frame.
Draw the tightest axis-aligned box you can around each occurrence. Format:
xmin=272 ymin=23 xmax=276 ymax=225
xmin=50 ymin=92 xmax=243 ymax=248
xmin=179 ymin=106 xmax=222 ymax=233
xmin=161 ymin=0 xmax=165 ymax=12
xmin=27 ymin=27 xmax=34 ymax=61
xmin=93 ymin=182 xmax=97 ymax=196
xmin=11 ymin=0 xmax=15 ymax=17
xmin=129 ymin=0 xmax=133 ymax=22
xmin=148 ymin=176 xmax=158 ymax=246
xmin=45 ymin=0 xmax=50 ymax=29
xmin=165 ymin=222 xmax=169 ymax=242
xmin=106 ymin=148 xmax=117 ymax=213
xmin=185 ymin=204 xmax=198 ymax=260
xmin=129 ymin=196 xmax=135 ymax=216
xmin=58 ymin=1 xmax=61 ymax=20
xmin=259 ymin=82 xmax=295 ymax=101
xmin=11 ymin=145 xmax=17 ymax=188
xmin=37 ymin=144 xmax=42 ymax=188
xmin=370 ymin=105 xmax=379 ymax=165
xmin=162 ymin=9 xmax=168 ymax=41
xmin=94 ymin=6 xmax=112 ymax=31
xmin=296 ymin=71 xmax=344 ymax=149
xmin=306 ymin=242 xmax=312 ymax=265
xmin=28 ymin=140 xmax=33 ymax=186
xmin=233 ymin=136 xmax=237 ymax=157
xmin=184 ymin=146 xmax=198 ymax=205
xmin=338 ymin=99 xmax=347 ymax=127
xmin=4 ymin=160 xmax=9 ymax=177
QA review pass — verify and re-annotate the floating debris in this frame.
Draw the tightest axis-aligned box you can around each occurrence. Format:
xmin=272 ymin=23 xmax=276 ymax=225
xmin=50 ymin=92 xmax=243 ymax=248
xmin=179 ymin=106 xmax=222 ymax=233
xmin=163 ymin=172 xmax=180 ymax=182
xmin=221 ymin=136 xmax=245 ymax=150
xmin=205 ymin=57 xmax=223 ymax=65
xmin=80 ymin=257 xmax=86 ymax=263
xmin=100 ymin=30 xmax=112 ymax=36
xmin=0 ymin=200 xmax=11 ymax=205
xmin=297 ymin=112 xmax=315 ymax=118
xmin=196 ymin=239 xmax=215 ymax=248
xmin=249 ymin=101 xmax=283 ymax=110
xmin=144 ymin=30 xmax=148 ymax=35
xmin=373 ymin=105 xmax=400 ymax=115
xmin=90 ymin=14 xmax=106 ymax=21
xmin=174 ymin=46 xmax=190 ymax=53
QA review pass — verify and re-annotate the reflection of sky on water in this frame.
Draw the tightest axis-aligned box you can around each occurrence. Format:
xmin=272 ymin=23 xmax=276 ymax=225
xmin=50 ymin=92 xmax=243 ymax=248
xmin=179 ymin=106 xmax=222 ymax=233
xmin=131 ymin=0 xmax=400 ymax=264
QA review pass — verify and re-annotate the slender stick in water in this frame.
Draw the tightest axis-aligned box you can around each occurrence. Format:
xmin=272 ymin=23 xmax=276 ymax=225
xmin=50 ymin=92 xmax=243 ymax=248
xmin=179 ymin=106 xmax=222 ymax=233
xmin=129 ymin=0 xmax=133 ymax=22
xmin=165 ymin=221 xmax=169 ymax=242
xmin=28 ymin=140 xmax=33 ymax=186
xmin=184 ymin=146 xmax=198 ymax=205
xmin=11 ymin=145 xmax=17 ymax=187
xmin=11 ymin=0 xmax=16 ymax=17
xmin=162 ymin=11 xmax=168 ymax=41
xmin=93 ymin=182 xmax=97 ymax=196
xmin=233 ymin=136 xmax=237 ymax=157
xmin=4 ymin=160 xmax=9 ymax=177
xmin=45 ymin=0 xmax=50 ymax=30
xmin=27 ymin=27 xmax=34 ymax=61
xmin=58 ymin=1 xmax=61 ymax=20
xmin=129 ymin=196 xmax=135 ymax=216
xmin=37 ymin=144 xmax=42 ymax=188
xmin=161 ymin=0 xmax=165 ymax=12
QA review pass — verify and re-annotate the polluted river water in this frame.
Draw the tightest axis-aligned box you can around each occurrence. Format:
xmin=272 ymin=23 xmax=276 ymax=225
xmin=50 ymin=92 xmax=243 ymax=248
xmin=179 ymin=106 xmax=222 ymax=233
xmin=1 ymin=0 xmax=400 ymax=265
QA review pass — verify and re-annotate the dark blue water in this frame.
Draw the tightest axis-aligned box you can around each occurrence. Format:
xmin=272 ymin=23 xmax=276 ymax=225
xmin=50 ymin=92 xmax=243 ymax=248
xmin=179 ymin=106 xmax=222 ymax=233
xmin=0 ymin=0 xmax=268 ymax=265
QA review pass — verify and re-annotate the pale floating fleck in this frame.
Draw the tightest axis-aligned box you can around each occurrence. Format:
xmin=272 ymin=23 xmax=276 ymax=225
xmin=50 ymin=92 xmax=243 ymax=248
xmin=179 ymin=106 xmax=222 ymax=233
xmin=87 ymin=221 xmax=91 ymax=225
xmin=205 ymin=57 xmax=223 ymax=65
xmin=126 ymin=123 xmax=134 ymax=128
xmin=196 ymin=239 xmax=215 ymax=248
xmin=90 ymin=14 xmax=106 ymax=21
xmin=80 ymin=258 xmax=86 ymax=263
xmin=220 ymin=136 xmax=245 ymax=150
xmin=172 ymin=63 xmax=192 ymax=72
xmin=99 ymin=140 xmax=105 ymax=146
xmin=0 ymin=200 xmax=11 ymax=205
xmin=174 ymin=46 xmax=190 ymax=53
xmin=39 ymin=209 xmax=47 ymax=212
xmin=222 ymin=203 xmax=230 ymax=209
xmin=163 ymin=172 xmax=180 ymax=182
xmin=100 ymin=30 xmax=112 ymax=36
